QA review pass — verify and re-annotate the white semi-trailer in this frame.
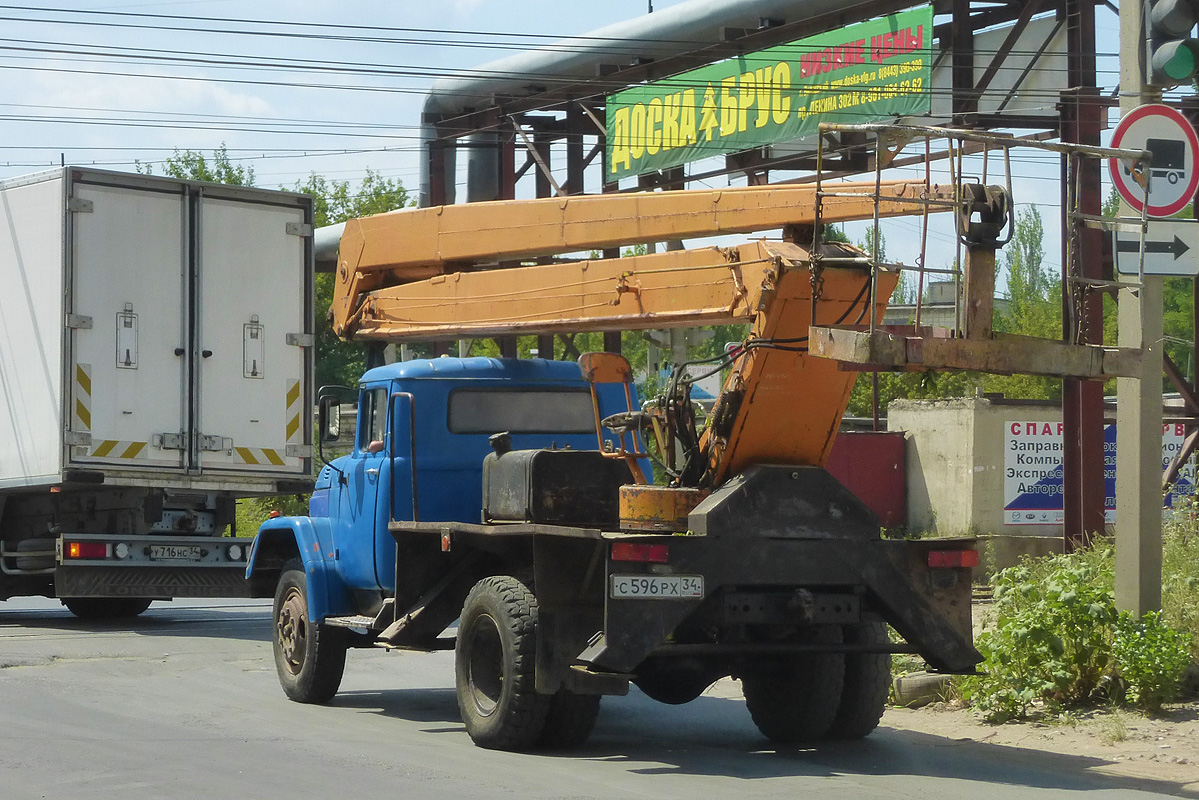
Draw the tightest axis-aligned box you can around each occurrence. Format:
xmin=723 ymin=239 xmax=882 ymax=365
xmin=0 ymin=168 xmax=314 ymax=617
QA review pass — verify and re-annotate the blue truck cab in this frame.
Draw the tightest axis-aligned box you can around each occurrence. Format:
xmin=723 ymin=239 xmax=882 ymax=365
xmin=247 ymin=356 xmax=639 ymax=622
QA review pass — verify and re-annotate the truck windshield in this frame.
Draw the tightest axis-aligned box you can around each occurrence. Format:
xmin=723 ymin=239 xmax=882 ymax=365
xmin=448 ymin=388 xmax=596 ymax=434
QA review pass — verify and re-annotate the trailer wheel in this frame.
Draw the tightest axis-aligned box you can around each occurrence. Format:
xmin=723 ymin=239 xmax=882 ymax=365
xmin=538 ymin=690 xmax=601 ymax=749
xmin=829 ymin=621 xmax=891 ymax=739
xmin=742 ymin=625 xmax=845 ymax=743
xmin=61 ymin=598 xmax=153 ymax=619
xmin=273 ymin=560 xmax=347 ymax=704
xmin=455 ymin=575 xmax=550 ymax=751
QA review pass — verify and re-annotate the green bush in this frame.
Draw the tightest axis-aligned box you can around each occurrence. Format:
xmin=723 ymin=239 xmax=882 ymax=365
xmin=1111 ymin=610 xmax=1192 ymax=712
xmin=959 ymin=543 xmax=1193 ymax=722
xmin=1163 ymin=502 xmax=1199 ymax=661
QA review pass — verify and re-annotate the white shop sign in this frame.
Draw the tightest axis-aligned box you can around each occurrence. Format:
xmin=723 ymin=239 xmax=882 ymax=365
xmin=1003 ymin=421 xmax=1194 ymax=525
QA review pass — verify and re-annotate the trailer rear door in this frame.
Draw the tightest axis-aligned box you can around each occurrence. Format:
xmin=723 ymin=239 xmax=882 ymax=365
xmin=68 ymin=181 xmax=187 ymax=471
xmin=194 ymin=196 xmax=308 ymax=474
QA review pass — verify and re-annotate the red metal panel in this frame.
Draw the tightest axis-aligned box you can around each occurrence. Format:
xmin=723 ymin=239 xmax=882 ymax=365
xmin=825 ymin=431 xmax=906 ymax=529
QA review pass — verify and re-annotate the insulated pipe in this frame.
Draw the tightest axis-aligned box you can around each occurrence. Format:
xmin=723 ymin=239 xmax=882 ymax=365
xmin=314 ymin=223 xmax=344 ymax=272
xmin=417 ymin=0 xmax=912 ymax=206
xmin=322 ymin=0 xmax=906 ymax=267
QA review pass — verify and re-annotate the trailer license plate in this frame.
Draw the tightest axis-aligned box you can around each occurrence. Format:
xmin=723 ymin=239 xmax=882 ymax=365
xmin=610 ymin=575 xmax=703 ymax=599
xmin=149 ymin=545 xmax=201 ymax=561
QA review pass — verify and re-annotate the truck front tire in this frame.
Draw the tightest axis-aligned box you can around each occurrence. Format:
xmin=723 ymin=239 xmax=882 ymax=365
xmin=742 ymin=625 xmax=846 ymax=743
xmin=61 ymin=598 xmax=153 ymax=619
xmin=273 ymin=560 xmax=347 ymax=704
xmin=455 ymin=575 xmax=550 ymax=751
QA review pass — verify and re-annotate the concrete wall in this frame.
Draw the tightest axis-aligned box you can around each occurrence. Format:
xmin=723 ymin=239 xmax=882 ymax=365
xmin=889 ymin=397 xmax=1065 ymax=573
xmin=888 ymin=398 xmax=979 ymax=535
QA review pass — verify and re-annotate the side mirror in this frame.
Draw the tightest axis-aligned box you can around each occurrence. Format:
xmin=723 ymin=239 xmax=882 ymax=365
xmin=318 ymin=395 xmax=342 ymax=443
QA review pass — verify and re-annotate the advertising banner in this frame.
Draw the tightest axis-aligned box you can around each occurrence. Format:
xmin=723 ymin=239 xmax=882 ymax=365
xmin=604 ymin=5 xmax=934 ymax=181
xmin=1003 ymin=421 xmax=1195 ymax=525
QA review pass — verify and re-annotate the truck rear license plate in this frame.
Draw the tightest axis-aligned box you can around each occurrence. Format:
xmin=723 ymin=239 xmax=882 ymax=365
xmin=610 ymin=575 xmax=703 ymax=599
xmin=149 ymin=545 xmax=201 ymax=561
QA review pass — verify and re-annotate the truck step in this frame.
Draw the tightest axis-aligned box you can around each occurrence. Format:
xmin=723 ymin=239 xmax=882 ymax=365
xmin=324 ymin=615 xmax=377 ymax=629
xmin=380 ymin=637 xmax=456 ymax=652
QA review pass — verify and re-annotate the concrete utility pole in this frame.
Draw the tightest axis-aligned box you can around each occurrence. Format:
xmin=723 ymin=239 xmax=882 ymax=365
xmin=1115 ymin=0 xmax=1164 ymax=615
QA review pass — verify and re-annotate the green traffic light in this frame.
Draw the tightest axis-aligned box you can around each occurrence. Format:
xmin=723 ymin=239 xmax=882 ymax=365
xmin=1153 ymin=40 xmax=1199 ymax=83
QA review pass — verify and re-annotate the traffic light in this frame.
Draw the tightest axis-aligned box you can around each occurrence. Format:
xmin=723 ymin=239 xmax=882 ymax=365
xmin=1146 ymin=0 xmax=1199 ymax=86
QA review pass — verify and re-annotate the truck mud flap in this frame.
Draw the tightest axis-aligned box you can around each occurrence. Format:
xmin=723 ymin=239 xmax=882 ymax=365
xmin=55 ymin=565 xmax=251 ymax=599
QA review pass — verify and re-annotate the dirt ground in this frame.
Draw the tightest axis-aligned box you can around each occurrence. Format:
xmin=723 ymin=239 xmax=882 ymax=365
xmin=883 ymin=699 xmax=1199 ymax=795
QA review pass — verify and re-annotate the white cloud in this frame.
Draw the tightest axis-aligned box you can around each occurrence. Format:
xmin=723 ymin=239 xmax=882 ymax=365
xmin=451 ymin=0 xmax=486 ymax=16
xmin=25 ymin=65 xmax=276 ymax=120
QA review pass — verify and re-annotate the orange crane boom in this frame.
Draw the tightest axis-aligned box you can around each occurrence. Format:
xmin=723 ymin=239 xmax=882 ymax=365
xmin=329 ymin=183 xmax=946 ymax=486
xmin=331 ymin=180 xmax=950 ymax=338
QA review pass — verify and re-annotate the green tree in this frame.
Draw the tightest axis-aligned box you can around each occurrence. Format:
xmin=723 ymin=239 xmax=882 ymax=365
xmin=137 ymin=144 xmax=255 ymax=186
xmin=292 ymin=171 xmax=411 ymax=388
xmin=983 ymin=205 xmax=1061 ymax=400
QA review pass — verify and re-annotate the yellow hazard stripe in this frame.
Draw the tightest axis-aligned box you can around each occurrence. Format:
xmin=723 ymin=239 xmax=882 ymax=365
xmin=285 ymin=379 xmax=302 ymax=442
xmin=74 ymin=363 xmax=92 ymax=431
xmin=90 ymin=440 xmax=147 ymax=459
xmin=235 ymin=447 xmax=286 ymax=466
xmin=121 ymin=441 xmax=147 ymax=459
xmin=75 ymin=399 xmax=91 ymax=430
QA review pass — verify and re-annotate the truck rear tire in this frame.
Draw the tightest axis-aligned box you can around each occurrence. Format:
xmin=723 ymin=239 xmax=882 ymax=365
xmin=273 ymin=560 xmax=347 ymax=704
xmin=829 ymin=621 xmax=891 ymax=739
xmin=741 ymin=625 xmax=845 ymax=743
xmin=539 ymin=690 xmax=601 ymax=749
xmin=61 ymin=598 xmax=153 ymax=619
xmin=455 ymin=575 xmax=550 ymax=751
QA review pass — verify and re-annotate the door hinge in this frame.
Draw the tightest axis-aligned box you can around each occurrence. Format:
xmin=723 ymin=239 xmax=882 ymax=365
xmin=286 ymin=333 xmax=315 ymax=347
xmin=153 ymin=433 xmax=187 ymax=451
xmin=64 ymin=431 xmax=92 ymax=446
xmin=67 ymin=197 xmax=94 ymax=213
xmin=285 ymin=444 xmax=313 ymax=458
xmin=285 ymin=222 xmax=313 ymax=237
xmin=198 ymin=435 xmax=233 ymax=453
xmin=65 ymin=314 xmax=93 ymax=330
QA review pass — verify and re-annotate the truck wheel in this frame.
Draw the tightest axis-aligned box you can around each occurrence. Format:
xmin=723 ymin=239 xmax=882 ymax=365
xmin=61 ymin=598 xmax=153 ymax=619
xmin=539 ymin=690 xmax=601 ymax=749
xmin=273 ymin=560 xmax=347 ymax=704
xmin=455 ymin=575 xmax=550 ymax=751
xmin=829 ymin=621 xmax=891 ymax=739
xmin=741 ymin=625 xmax=845 ymax=743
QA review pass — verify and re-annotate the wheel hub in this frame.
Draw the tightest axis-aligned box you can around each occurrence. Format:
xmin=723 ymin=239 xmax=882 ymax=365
xmin=466 ymin=613 xmax=504 ymax=716
xmin=277 ymin=587 xmax=308 ymax=675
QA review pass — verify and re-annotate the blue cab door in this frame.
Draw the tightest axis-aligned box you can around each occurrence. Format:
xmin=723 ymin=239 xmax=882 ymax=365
xmin=332 ymin=384 xmax=391 ymax=590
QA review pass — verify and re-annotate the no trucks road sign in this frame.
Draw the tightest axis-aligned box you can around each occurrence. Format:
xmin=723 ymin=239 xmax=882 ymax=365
xmin=1109 ymin=104 xmax=1199 ymax=218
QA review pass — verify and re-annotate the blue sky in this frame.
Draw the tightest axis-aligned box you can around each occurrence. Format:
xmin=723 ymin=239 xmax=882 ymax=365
xmin=0 ymin=1 xmax=1138 ymax=283
xmin=0 ymin=1 xmax=689 ymax=189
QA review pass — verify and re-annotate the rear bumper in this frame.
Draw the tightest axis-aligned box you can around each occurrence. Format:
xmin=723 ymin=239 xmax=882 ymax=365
xmin=53 ymin=534 xmax=253 ymax=598
xmin=581 ymin=534 xmax=980 ymax=674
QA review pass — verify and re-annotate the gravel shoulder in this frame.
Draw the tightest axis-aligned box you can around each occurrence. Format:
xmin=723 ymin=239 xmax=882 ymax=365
xmin=700 ymin=675 xmax=1199 ymax=797
xmin=882 ymin=701 xmax=1199 ymax=796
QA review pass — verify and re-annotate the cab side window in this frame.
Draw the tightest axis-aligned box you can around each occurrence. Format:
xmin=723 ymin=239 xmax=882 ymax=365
xmin=359 ymin=388 xmax=388 ymax=452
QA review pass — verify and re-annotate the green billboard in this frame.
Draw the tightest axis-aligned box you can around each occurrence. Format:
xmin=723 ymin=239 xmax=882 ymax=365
xmin=604 ymin=5 xmax=934 ymax=181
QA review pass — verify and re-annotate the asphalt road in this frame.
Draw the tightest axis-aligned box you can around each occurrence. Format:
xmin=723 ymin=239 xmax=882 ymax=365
xmin=0 ymin=597 xmax=1188 ymax=799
